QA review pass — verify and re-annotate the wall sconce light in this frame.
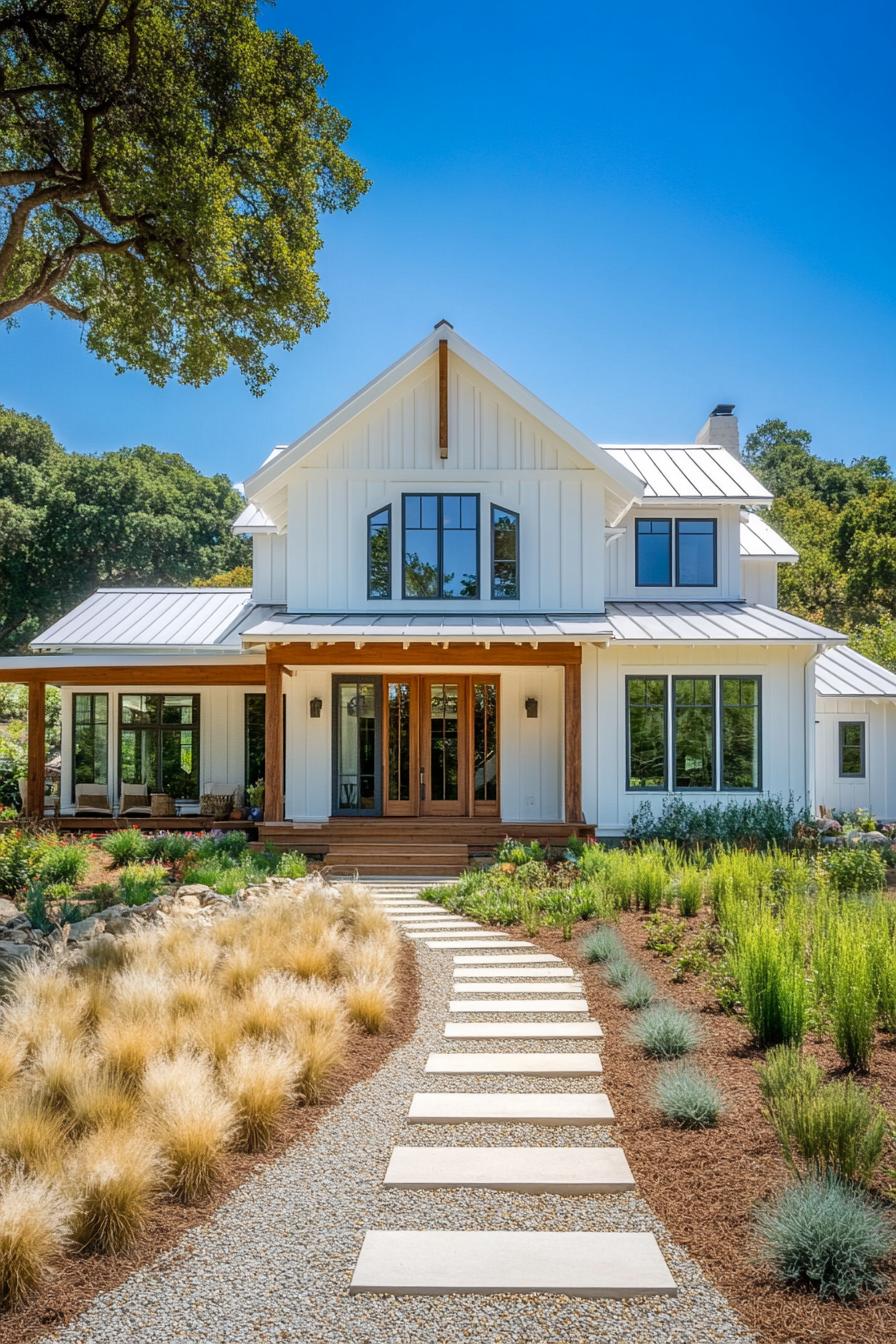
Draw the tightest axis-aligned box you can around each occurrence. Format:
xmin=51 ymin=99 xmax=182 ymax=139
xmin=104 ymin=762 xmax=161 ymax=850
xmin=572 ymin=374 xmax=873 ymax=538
xmin=524 ymin=697 xmax=539 ymax=719
xmin=309 ymin=697 xmax=323 ymax=719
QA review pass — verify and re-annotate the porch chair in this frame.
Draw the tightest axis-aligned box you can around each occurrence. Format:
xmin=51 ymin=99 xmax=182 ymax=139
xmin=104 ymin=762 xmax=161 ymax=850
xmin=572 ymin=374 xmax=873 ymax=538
xmin=73 ymin=783 xmax=113 ymax=817
xmin=119 ymin=783 xmax=153 ymax=817
xmin=16 ymin=778 xmax=61 ymax=818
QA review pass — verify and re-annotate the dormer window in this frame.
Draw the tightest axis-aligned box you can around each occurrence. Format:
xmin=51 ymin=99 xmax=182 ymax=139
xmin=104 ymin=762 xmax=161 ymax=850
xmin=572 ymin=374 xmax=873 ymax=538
xmin=367 ymin=506 xmax=391 ymax=599
xmin=491 ymin=505 xmax=519 ymax=599
xmin=402 ymin=494 xmax=479 ymax=599
xmin=635 ymin=518 xmax=672 ymax=586
xmin=676 ymin=518 xmax=717 ymax=586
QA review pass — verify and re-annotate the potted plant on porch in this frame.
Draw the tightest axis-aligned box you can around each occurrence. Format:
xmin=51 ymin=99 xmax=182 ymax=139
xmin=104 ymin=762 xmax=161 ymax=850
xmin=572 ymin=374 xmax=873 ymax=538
xmin=246 ymin=779 xmax=265 ymax=822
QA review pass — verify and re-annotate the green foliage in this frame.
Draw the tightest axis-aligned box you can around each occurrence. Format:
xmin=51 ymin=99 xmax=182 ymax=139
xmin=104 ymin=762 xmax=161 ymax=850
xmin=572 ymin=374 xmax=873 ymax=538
xmin=144 ymin=833 xmax=195 ymax=865
xmin=767 ymin=1074 xmax=887 ymax=1187
xmin=117 ymin=863 xmax=167 ymax=906
xmin=494 ymin=838 xmax=546 ymax=864
xmin=731 ymin=905 xmax=807 ymax=1048
xmin=23 ymin=884 xmax=50 ymax=932
xmin=618 ymin=968 xmax=655 ymax=1009
xmin=675 ymin=869 xmax=703 ymax=917
xmin=276 ymin=851 xmax=307 ymax=879
xmin=824 ymin=845 xmax=886 ymax=896
xmin=654 ymin=1063 xmax=723 ymax=1128
xmin=101 ymin=829 xmax=151 ymax=867
xmin=0 ymin=0 xmax=368 ymax=392
xmin=630 ymin=1002 xmax=701 ymax=1059
xmin=756 ymin=1175 xmax=893 ymax=1301
xmin=829 ymin=917 xmax=877 ymax=1072
xmin=643 ymin=914 xmax=684 ymax=956
xmin=581 ymin=926 xmax=624 ymax=964
xmin=628 ymin=794 xmax=809 ymax=846
xmin=0 ymin=829 xmax=33 ymax=895
xmin=30 ymin=838 xmax=89 ymax=887
xmin=0 ymin=407 xmax=252 ymax=650
xmin=758 ymin=1046 xmax=822 ymax=1109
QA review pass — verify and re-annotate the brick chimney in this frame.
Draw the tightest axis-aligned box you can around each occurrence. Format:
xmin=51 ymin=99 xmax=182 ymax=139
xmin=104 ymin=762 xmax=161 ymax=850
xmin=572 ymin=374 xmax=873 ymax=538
xmin=695 ymin=403 xmax=739 ymax=458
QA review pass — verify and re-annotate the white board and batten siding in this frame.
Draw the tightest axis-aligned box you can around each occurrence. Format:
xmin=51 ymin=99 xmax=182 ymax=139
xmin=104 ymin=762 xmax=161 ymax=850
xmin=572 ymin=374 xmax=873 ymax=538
xmin=815 ymin=698 xmax=896 ymax=821
xmin=251 ymin=533 xmax=288 ymax=604
xmin=586 ymin=643 xmax=816 ymax=836
xmin=605 ymin=504 xmax=744 ymax=603
xmin=281 ymin=353 xmax=605 ymax=615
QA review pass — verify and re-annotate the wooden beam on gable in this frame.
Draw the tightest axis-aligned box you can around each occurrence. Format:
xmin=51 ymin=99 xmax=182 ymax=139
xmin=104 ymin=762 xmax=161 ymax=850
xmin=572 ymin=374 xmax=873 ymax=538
xmin=438 ymin=338 xmax=448 ymax=458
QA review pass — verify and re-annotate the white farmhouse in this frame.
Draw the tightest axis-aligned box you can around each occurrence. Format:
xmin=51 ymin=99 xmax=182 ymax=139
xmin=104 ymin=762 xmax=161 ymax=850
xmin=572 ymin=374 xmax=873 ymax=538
xmin=2 ymin=322 xmax=891 ymax=867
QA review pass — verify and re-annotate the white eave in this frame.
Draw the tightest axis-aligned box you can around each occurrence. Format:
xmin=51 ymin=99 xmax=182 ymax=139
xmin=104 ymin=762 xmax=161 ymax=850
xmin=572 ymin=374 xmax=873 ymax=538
xmin=605 ymin=601 xmax=844 ymax=645
xmin=242 ymin=325 xmax=645 ymax=502
xmin=232 ymin=501 xmax=278 ymax=535
xmin=603 ymin=446 xmax=773 ymax=504
xmin=739 ymin=510 xmax=798 ymax=562
xmin=815 ymin=645 xmax=896 ymax=698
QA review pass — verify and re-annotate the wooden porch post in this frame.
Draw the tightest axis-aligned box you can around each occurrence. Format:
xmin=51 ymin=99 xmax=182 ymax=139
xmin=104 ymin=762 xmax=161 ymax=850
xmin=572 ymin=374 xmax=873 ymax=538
xmin=26 ymin=679 xmax=46 ymax=820
xmin=564 ymin=661 xmax=583 ymax=824
xmin=264 ymin=659 xmax=284 ymax=822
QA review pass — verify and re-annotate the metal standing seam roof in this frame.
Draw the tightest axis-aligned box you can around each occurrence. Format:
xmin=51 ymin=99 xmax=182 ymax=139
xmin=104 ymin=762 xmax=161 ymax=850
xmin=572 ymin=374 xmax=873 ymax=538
xmin=32 ymin=589 xmax=279 ymax=651
xmin=604 ymin=601 xmax=844 ymax=644
xmin=232 ymin=501 xmax=277 ymax=533
xmin=603 ymin=446 xmax=772 ymax=501
xmin=739 ymin=511 xmax=798 ymax=561
xmin=815 ymin=645 xmax=896 ymax=697
xmin=239 ymin=612 xmax=613 ymax=643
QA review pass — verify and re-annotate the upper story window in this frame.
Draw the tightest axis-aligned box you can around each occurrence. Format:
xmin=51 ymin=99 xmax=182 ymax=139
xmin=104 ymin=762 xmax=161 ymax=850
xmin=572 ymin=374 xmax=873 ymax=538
xmin=635 ymin=516 xmax=718 ymax=587
xmin=491 ymin=505 xmax=519 ymax=599
xmin=367 ymin=506 xmax=391 ymax=599
xmin=403 ymin=494 xmax=479 ymax=599
xmin=676 ymin=518 xmax=717 ymax=586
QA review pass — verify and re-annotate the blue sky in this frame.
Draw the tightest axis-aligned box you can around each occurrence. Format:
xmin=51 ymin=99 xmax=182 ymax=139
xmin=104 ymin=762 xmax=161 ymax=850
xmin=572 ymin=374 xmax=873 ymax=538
xmin=1 ymin=0 xmax=894 ymax=481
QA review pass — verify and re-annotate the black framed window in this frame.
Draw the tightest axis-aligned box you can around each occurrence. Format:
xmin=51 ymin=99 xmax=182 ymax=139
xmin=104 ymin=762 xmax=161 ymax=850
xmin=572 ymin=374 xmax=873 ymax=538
xmin=491 ymin=505 xmax=519 ymax=599
xmin=673 ymin=677 xmax=715 ymax=789
xmin=244 ymin=693 xmax=265 ymax=790
xmin=675 ymin=518 xmax=717 ymax=586
xmin=367 ymin=506 xmax=391 ymax=599
xmin=119 ymin=694 xmax=200 ymax=800
xmin=403 ymin=493 xmax=479 ymax=598
xmin=626 ymin=676 xmax=668 ymax=790
xmin=721 ymin=676 xmax=761 ymax=790
xmin=73 ymin=693 xmax=108 ymax=791
xmin=635 ymin=518 xmax=672 ymax=586
xmin=838 ymin=721 xmax=866 ymax=778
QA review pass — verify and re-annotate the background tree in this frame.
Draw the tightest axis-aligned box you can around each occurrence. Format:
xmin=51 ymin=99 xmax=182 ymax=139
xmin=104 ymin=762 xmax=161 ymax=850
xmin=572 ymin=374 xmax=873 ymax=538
xmin=0 ymin=0 xmax=368 ymax=391
xmin=0 ymin=403 xmax=250 ymax=650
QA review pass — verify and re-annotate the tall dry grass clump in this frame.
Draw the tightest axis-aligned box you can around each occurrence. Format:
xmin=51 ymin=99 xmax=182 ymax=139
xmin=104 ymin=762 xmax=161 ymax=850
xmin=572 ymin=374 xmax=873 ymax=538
xmin=0 ymin=873 xmax=402 ymax=1309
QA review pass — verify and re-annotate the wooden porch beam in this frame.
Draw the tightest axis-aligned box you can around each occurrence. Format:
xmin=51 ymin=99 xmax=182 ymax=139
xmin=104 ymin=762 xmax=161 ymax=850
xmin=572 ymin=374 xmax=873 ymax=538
xmin=263 ymin=642 xmax=583 ymax=667
xmin=264 ymin=660 xmax=284 ymax=822
xmin=26 ymin=680 xmax=45 ymax=819
xmin=0 ymin=664 xmax=266 ymax=686
xmin=438 ymin=338 xmax=448 ymax=458
xmin=564 ymin=660 xmax=583 ymax=824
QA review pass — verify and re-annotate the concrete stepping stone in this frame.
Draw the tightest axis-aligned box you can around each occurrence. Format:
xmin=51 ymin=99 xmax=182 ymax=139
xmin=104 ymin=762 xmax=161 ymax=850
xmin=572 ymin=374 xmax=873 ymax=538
xmin=452 ymin=981 xmax=583 ymax=994
xmin=406 ymin=930 xmax=494 ymax=940
xmin=407 ymin=1091 xmax=615 ymax=1125
xmin=396 ymin=920 xmax=479 ymax=928
xmin=384 ymin=1145 xmax=634 ymax=1193
xmin=425 ymin=1051 xmax=602 ymax=1075
xmin=350 ymin=1230 xmax=676 ymax=1298
xmin=444 ymin=1020 xmax=603 ymax=1039
xmin=453 ymin=953 xmax=560 ymax=964
xmin=448 ymin=998 xmax=589 ymax=1014
xmin=426 ymin=939 xmax=533 ymax=949
xmin=453 ymin=965 xmax=575 ymax=978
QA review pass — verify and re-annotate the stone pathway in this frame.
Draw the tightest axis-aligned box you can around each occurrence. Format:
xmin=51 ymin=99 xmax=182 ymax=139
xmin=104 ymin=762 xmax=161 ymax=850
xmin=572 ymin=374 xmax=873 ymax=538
xmin=42 ymin=877 xmax=755 ymax=1344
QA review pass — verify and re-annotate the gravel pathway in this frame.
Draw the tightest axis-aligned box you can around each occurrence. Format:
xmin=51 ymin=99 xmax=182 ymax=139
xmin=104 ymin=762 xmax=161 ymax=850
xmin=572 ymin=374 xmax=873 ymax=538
xmin=43 ymin=885 xmax=755 ymax=1344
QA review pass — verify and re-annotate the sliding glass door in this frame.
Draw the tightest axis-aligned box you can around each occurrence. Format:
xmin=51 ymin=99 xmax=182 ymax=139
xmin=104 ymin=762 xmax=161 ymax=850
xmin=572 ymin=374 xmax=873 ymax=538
xmin=332 ymin=678 xmax=380 ymax=814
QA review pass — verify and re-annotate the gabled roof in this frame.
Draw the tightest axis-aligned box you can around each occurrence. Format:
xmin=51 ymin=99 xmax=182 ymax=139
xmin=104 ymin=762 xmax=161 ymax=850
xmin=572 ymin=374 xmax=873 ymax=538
xmin=243 ymin=324 xmax=645 ymax=501
xmin=32 ymin=589 xmax=279 ymax=653
xmin=602 ymin=446 xmax=772 ymax=503
xmin=240 ymin=612 xmax=611 ymax=645
xmin=739 ymin=511 xmax=798 ymax=562
xmin=232 ymin=501 xmax=277 ymax=534
xmin=605 ymin=601 xmax=843 ymax=645
xmin=815 ymin=645 xmax=896 ymax=698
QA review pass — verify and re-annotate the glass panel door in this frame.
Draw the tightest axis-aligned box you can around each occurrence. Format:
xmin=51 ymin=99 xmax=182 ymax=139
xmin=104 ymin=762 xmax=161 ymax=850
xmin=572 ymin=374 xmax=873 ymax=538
xmin=332 ymin=678 xmax=379 ymax=814
xmin=472 ymin=679 xmax=499 ymax=815
xmin=422 ymin=679 xmax=465 ymax=815
xmin=384 ymin=679 xmax=417 ymax=815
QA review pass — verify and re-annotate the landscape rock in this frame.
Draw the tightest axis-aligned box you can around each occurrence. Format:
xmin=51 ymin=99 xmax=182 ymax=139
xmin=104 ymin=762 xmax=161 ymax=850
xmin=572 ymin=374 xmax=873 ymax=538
xmin=0 ymin=898 xmax=21 ymax=923
xmin=65 ymin=914 xmax=106 ymax=942
xmin=0 ymin=940 xmax=36 ymax=970
xmin=858 ymin=830 xmax=888 ymax=843
xmin=3 ymin=912 xmax=32 ymax=931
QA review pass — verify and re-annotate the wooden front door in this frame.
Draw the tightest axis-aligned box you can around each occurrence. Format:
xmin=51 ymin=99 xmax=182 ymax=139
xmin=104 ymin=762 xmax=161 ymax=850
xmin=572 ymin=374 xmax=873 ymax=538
xmin=381 ymin=676 xmax=499 ymax=818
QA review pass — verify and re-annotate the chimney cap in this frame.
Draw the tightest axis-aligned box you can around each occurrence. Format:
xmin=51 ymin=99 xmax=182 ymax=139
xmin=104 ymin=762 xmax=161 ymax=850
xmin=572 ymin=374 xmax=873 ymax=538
xmin=710 ymin=403 xmax=735 ymax=417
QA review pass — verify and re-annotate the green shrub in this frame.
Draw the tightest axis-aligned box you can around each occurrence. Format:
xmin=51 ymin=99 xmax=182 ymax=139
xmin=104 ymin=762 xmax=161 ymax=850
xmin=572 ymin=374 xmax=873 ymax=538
xmin=276 ymin=851 xmax=307 ymax=879
xmin=675 ymin=869 xmax=703 ymax=917
xmin=644 ymin=914 xmax=683 ymax=956
xmin=825 ymin=845 xmax=886 ymax=896
xmin=581 ymin=926 xmax=623 ymax=964
xmin=101 ymin=829 xmax=150 ymax=867
xmin=829 ymin=917 xmax=877 ymax=1072
xmin=630 ymin=1002 xmax=701 ymax=1059
xmin=31 ymin=839 xmax=89 ymax=887
xmin=732 ymin=907 xmax=806 ymax=1047
xmin=211 ymin=829 xmax=249 ymax=860
xmin=23 ymin=885 xmax=51 ymax=932
xmin=144 ymin=832 xmax=195 ymax=865
xmin=756 ymin=1175 xmax=893 ymax=1300
xmin=654 ymin=1063 xmax=722 ymax=1128
xmin=84 ymin=881 xmax=117 ymax=909
xmin=618 ymin=968 xmax=655 ymax=1009
xmin=0 ymin=831 xmax=34 ymax=897
xmin=630 ymin=851 xmax=669 ymax=912
xmin=118 ymin=863 xmax=167 ymax=906
xmin=765 ymin=1071 xmax=887 ymax=1186
xmin=628 ymin=794 xmax=809 ymax=846
xmin=758 ymin=1045 xmax=822 ymax=1108
xmin=604 ymin=956 xmax=636 ymax=988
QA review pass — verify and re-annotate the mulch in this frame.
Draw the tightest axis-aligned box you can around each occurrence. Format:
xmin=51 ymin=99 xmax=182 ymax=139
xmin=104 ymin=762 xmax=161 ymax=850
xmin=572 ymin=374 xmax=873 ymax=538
xmin=0 ymin=939 xmax=420 ymax=1344
xmin=528 ymin=914 xmax=896 ymax=1344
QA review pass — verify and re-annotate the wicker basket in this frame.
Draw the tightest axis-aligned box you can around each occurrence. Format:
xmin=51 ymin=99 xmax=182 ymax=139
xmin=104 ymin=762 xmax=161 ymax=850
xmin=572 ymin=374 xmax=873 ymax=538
xmin=200 ymin=792 xmax=233 ymax=820
xmin=150 ymin=792 xmax=175 ymax=817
